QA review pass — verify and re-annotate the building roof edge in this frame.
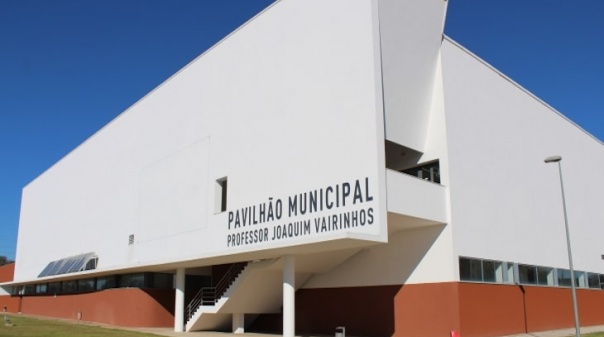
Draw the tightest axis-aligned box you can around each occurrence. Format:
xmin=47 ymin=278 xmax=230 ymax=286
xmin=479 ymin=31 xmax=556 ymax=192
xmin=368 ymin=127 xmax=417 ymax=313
xmin=442 ymin=35 xmax=603 ymax=147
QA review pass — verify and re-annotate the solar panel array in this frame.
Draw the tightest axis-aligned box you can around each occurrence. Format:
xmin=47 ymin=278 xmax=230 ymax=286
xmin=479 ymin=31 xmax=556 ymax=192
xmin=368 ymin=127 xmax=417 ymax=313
xmin=38 ymin=253 xmax=98 ymax=277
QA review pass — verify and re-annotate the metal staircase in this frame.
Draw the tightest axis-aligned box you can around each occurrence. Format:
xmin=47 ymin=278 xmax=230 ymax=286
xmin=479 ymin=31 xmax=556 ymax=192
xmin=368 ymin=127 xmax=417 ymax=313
xmin=183 ymin=251 xmax=362 ymax=332
xmin=185 ymin=262 xmax=248 ymax=322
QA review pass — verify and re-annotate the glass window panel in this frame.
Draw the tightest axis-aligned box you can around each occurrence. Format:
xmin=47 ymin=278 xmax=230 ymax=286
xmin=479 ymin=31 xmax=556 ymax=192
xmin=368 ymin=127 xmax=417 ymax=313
xmin=537 ymin=267 xmax=553 ymax=286
xmin=518 ymin=265 xmax=529 ymax=284
xmin=119 ymin=274 xmax=130 ymax=287
xmin=588 ymin=273 xmax=600 ymax=288
xmin=494 ymin=262 xmax=504 ymax=283
xmin=48 ymin=282 xmax=61 ymax=294
xmin=62 ymin=280 xmax=77 ymax=293
xmin=35 ymin=284 xmax=47 ymax=294
xmin=506 ymin=263 xmax=515 ymax=284
xmin=130 ymin=274 xmax=145 ymax=288
xmin=459 ymin=258 xmax=472 ymax=281
xmin=120 ymin=273 xmax=146 ymax=288
xmin=519 ymin=264 xmax=537 ymax=284
xmin=483 ymin=260 xmax=496 ymax=282
xmin=23 ymin=285 xmax=35 ymax=295
xmin=84 ymin=258 xmax=98 ymax=271
xmin=152 ymin=273 xmax=174 ymax=289
xmin=96 ymin=276 xmax=117 ymax=290
xmin=96 ymin=278 xmax=106 ymax=290
xmin=558 ymin=269 xmax=572 ymax=287
xmin=576 ymin=271 xmax=586 ymax=288
xmin=78 ymin=278 xmax=95 ymax=292
xmin=469 ymin=259 xmax=482 ymax=281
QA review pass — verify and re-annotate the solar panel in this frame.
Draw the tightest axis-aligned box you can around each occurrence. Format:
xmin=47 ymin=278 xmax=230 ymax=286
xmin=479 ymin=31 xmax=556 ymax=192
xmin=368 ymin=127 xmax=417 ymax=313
xmin=38 ymin=261 xmax=56 ymax=277
xmin=37 ymin=253 xmax=98 ymax=277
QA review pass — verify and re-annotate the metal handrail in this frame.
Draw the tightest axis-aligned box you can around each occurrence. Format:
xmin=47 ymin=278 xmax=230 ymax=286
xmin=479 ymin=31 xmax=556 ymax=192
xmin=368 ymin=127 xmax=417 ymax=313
xmin=184 ymin=262 xmax=248 ymax=321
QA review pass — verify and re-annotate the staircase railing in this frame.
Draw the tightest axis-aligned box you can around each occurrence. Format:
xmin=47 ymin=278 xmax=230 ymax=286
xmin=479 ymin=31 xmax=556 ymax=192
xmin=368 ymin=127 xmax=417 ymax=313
xmin=185 ymin=261 xmax=248 ymax=321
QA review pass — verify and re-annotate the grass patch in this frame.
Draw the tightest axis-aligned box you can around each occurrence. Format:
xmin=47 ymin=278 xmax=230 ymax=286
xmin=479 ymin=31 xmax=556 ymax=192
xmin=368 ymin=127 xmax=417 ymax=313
xmin=0 ymin=315 xmax=162 ymax=337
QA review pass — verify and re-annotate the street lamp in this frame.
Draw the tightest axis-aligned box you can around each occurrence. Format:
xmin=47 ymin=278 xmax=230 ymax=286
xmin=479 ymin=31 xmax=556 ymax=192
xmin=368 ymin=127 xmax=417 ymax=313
xmin=544 ymin=155 xmax=580 ymax=337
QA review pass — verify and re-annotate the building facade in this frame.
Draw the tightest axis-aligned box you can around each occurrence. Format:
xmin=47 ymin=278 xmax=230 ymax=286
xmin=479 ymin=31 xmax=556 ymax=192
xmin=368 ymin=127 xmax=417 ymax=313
xmin=2 ymin=1 xmax=604 ymax=336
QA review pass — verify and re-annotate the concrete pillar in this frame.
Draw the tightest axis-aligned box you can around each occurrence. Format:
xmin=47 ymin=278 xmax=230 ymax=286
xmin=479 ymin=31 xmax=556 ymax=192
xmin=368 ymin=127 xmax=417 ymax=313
xmin=174 ymin=268 xmax=186 ymax=332
xmin=232 ymin=313 xmax=245 ymax=334
xmin=283 ymin=255 xmax=295 ymax=337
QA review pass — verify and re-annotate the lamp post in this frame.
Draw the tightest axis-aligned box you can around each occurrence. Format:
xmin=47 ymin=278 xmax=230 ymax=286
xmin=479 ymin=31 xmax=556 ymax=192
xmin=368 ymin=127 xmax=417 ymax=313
xmin=544 ymin=155 xmax=580 ymax=337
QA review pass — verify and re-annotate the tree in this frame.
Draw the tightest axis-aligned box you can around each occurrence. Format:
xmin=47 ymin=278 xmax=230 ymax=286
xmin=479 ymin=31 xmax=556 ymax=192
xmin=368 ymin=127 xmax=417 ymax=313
xmin=0 ymin=256 xmax=13 ymax=266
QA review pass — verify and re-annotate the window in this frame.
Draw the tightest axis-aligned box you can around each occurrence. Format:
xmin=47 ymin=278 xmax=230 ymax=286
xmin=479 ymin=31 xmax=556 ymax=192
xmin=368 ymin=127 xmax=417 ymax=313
xmin=120 ymin=273 xmax=146 ymax=288
xmin=48 ymin=282 xmax=61 ymax=294
xmin=505 ymin=262 xmax=515 ymax=284
xmin=215 ymin=177 xmax=228 ymax=213
xmin=460 ymin=257 xmax=482 ymax=282
xmin=576 ymin=271 xmax=586 ymax=288
xmin=402 ymin=160 xmax=441 ymax=184
xmin=459 ymin=257 xmax=502 ymax=283
xmin=588 ymin=273 xmax=600 ymax=289
xmin=35 ymin=283 xmax=47 ymax=294
xmin=482 ymin=260 xmax=504 ymax=283
xmin=537 ymin=267 xmax=554 ymax=286
xmin=96 ymin=276 xmax=117 ymax=290
xmin=152 ymin=273 xmax=174 ymax=289
xmin=558 ymin=269 xmax=572 ymax=287
xmin=78 ymin=278 xmax=95 ymax=292
xmin=556 ymin=269 xmax=586 ymax=288
xmin=23 ymin=285 xmax=35 ymax=295
xmin=83 ymin=257 xmax=98 ymax=271
xmin=62 ymin=280 xmax=77 ymax=293
xmin=519 ymin=264 xmax=537 ymax=284
xmin=518 ymin=265 xmax=554 ymax=286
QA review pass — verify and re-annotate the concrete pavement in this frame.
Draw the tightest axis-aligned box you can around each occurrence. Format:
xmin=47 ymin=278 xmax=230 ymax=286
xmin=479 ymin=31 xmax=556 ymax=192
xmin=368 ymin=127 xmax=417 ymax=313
xmin=7 ymin=313 xmax=604 ymax=337
xmin=132 ymin=325 xmax=604 ymax=337
xmin=500 ymin=325 xmax=604 ymax=337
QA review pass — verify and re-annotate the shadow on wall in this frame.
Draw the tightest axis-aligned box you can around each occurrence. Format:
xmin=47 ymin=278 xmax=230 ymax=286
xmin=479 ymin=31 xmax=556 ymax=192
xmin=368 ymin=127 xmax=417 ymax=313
xmin=390 ymin=223 xmax=447 ymax=285
xmin=250 ymin=224 xmax=451 ymax=337
xmin=249 ymin=286 xmax=400 ymax=337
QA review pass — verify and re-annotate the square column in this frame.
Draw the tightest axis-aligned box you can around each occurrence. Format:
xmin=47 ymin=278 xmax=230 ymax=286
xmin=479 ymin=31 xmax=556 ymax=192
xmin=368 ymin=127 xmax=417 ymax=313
xmin=233 ymin=313 xmax=245 ymax=333
xmin=175 ymin=268 xmax=186 ymax=332
xmin=283 ymin=255 xmax=295 ymax=337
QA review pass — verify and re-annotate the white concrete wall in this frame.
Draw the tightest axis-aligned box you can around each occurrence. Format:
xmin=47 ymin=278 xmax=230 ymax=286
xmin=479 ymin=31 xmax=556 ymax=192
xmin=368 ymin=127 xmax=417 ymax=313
xmin=379 ymin=0 xmax=447 ymax=152
xmin=442 ymin=38 xmax=604 ymax=276
xmin=303 ymin=224 xmax=452 ymax=288
xmin=305 ymin=53 xmax=458 ymax=288
xmin=14 ymin=0 xmax=387 ymax=281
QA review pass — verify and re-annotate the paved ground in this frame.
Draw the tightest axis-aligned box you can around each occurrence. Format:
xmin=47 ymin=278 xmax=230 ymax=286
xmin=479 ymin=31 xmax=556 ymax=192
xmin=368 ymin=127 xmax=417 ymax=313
xmin=130 ymin=328 xmax=281 ymax=337
xmin=130 ymin=325 xmax=604 ymax=337
xmin=7 ymin=313 xmax=604 ymax=337
xmin=499 ymin=325 xmax=604 ymax=337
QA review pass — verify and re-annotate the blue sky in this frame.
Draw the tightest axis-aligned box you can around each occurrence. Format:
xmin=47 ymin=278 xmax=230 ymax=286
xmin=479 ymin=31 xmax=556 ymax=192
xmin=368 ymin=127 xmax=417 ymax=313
xmin=0 ymin=1 xmax=602 ymax=260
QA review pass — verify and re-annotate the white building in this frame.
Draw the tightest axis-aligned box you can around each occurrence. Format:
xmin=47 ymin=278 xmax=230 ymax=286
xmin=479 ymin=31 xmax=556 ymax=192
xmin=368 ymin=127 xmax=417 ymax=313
xmin=2 ymin=1 xmax=603 ymax=336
